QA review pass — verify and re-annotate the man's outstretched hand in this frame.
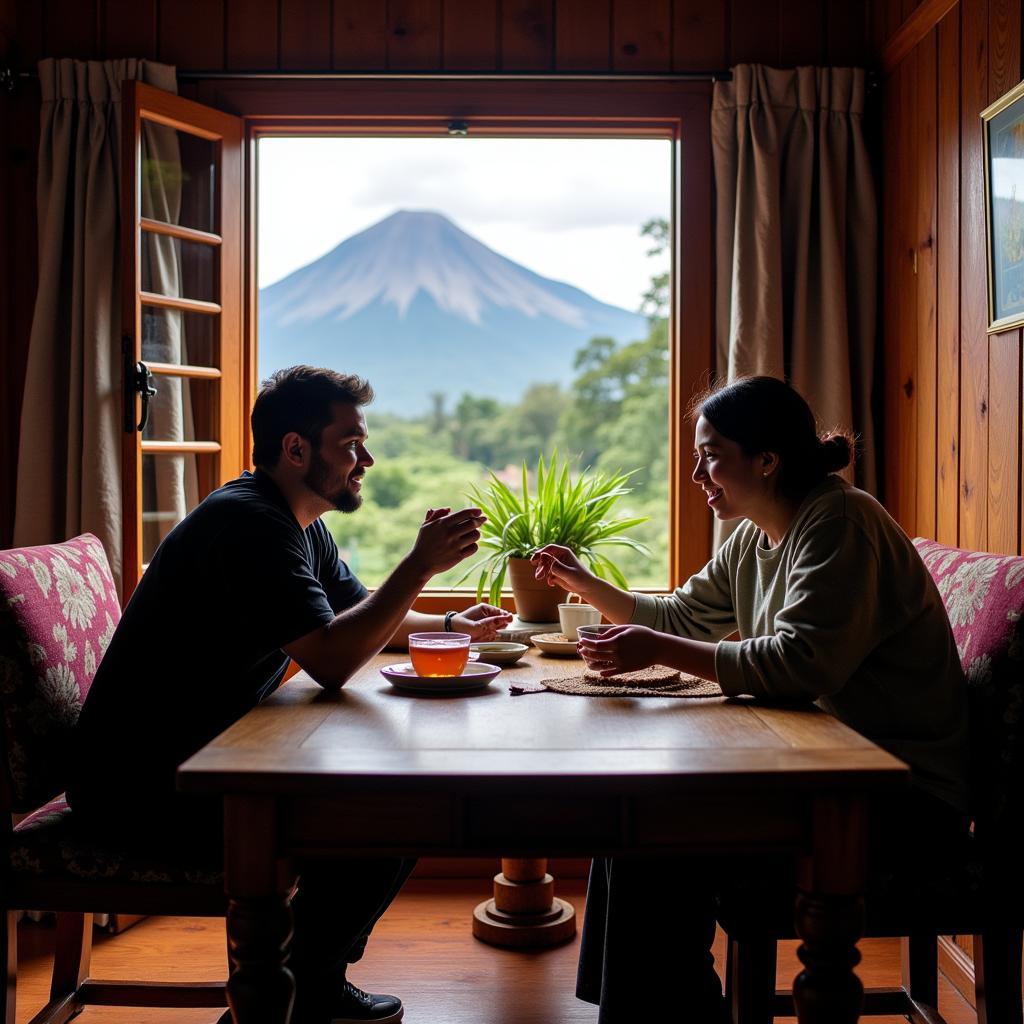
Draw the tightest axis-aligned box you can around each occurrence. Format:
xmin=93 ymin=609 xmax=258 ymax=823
xmin=407 ymin=506 xmax=487 ymax=578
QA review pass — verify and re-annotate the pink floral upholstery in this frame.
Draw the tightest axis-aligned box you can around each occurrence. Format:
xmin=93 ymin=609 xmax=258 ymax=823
xmin=913 ymin=538 xmax=1024 ymax=853
xmin=9 ymin=795 xmax=222 ymax=885
xmin=0 ymin=535 xmax=120 ymax=812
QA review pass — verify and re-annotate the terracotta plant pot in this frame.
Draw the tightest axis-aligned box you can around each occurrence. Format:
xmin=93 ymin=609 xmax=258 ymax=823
xmin=506 ymin=556 xmax=567 ymax=624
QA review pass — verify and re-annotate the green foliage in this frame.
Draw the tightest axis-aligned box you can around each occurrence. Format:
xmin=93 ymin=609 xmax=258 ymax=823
xmin=640 ymin=217 xmax=669 ymax=320
xmin=364 ymin=463 xmax=415 ymax=509
xmin=461 ymin=453 xmax=649 ymax=605
xmin=557 ymin=321 xmax=669 ymax=477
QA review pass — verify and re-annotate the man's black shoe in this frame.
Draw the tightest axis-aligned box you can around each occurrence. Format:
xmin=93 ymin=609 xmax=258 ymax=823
xmin=218 ymin=978 xmax=404 ymax=1024
xmin=328 ymin=979 xmax=403 ymax=1024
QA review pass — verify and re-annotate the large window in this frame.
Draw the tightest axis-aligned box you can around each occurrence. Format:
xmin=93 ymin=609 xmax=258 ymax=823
xmin=121 ymin=80 xmax=714 ymax=596
xmin=257 ymin=136 xmax=671 ymax=589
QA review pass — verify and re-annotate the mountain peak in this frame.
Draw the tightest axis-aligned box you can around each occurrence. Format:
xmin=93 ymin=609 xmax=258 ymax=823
xmin=381 ymin=209 xmax=456 ymax=225
xmin=262 ymin=208 xmax=601 ymax=327
xmin=258 ymin=209 xmax=647 ymax=414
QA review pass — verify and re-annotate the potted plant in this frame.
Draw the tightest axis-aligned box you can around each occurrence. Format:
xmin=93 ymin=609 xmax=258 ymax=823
xmin=462 ymin=452 xmax=649 ymax=623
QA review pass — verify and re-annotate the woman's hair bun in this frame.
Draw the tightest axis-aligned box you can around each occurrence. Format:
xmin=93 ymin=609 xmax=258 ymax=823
xmin=818 ymin=432 xmax=854 ymax=474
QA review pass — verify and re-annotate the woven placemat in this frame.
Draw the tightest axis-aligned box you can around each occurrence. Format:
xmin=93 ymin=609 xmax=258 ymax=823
xmin=510 ymin=665 xmax=723 ymax=698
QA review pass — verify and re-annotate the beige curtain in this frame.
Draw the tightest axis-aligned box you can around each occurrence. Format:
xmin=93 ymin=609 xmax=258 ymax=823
xmin=712 ymin=65 xmax=878 ymax=494
xmin=13 ymin=58 xmax=177 ymax=597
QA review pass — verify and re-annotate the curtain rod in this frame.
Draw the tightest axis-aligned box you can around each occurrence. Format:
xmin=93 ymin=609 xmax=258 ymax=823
xmin=3 ymin=66 xmax=733 ymax=91
xmin=175 ymin=70 xmax=733 ymax=82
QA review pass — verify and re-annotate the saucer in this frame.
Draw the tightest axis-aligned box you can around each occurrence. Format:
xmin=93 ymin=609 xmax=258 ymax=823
xmin=531 ymin=633 xmax=580 ymax=657
xmin=380 ymin=661 xmax=502 ymax=694
xmin=469 ymin=642 xmax=529 ymax=665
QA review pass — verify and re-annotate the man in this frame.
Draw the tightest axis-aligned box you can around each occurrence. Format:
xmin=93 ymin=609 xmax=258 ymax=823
xmin=69 ymin=365 xmax=511 ymax=1024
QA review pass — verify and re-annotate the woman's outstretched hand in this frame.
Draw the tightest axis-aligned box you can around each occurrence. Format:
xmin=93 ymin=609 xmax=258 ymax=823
xmin=531 ymin=544 xmax=590 ymax=592
xmin=577 ymin=624 xmax=664 ymax=677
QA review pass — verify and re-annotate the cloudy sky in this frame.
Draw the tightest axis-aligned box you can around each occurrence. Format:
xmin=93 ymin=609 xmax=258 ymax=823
xmin=257 ymin=137 xmax=671 ymax=312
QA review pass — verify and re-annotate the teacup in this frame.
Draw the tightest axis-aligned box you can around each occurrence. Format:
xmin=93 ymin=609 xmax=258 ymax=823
xmin=558 ymin=603 xmax=601 ymax=636
xmin=408 ymin=632 xmax=471 ymax=677
xmin=576 ymin=623 xmax=616 ymax=641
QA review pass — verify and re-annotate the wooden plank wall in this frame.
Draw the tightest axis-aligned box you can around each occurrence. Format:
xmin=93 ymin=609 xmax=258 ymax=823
xmin=879 ymin=0 xmax=1024 ymax=554
xmin=0 ymin=0 xmax=871 ymax=547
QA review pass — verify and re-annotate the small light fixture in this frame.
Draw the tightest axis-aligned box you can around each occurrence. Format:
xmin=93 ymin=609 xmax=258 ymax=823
xmin=447 ymin=120 xmax=469 ymax=137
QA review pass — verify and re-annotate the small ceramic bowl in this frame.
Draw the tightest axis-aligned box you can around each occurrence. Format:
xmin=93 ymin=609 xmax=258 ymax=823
xmin=469 ymin=641 xmax=529 ymax=666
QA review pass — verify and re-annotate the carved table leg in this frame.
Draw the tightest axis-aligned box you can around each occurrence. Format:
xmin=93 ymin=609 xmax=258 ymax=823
xmin=226 ymin=896 xmax=295 ymax=1023
xmin=792 ymin=794 xmax=867 ymax=1024
xmin=793 ymin=890 xmax=864 ymax=1022
xmin=223 ymin=795 xmax=297 ymax=1024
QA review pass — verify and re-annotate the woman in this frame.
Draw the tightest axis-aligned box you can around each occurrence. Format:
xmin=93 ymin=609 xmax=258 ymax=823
xmin=532 ymin=376 xmax=969 ymax=1024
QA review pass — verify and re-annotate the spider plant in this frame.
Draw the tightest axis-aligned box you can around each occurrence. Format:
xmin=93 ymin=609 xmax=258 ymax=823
xmin=461 ymin=452 xmax=649 ymax=605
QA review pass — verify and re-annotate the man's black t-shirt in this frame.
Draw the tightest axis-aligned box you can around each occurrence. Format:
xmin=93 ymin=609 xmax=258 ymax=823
xmin=68 ymin=470 xmax=367 ymax=814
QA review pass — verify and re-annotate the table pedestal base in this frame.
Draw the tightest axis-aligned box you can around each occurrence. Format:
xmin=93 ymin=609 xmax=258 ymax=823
xmin=472 ymin=858 xmax=577 ymax=948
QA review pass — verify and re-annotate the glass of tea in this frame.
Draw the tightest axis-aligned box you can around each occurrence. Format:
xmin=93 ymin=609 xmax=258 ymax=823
xmin=408 ymin=632 xmax=472 ymax=677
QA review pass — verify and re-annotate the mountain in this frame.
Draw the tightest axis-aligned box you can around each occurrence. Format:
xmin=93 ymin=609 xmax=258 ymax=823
xmin=258 ymin=210 xmax=649 ymax=414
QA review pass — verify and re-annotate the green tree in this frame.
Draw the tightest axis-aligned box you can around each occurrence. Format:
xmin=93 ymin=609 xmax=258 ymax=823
xmin=450 ymin=394 xmax=503 ymax=463
xmin=364 ymin=463 xmax=415 ymax=509
xmin=640 ymin=216 xmax=669 ymax=320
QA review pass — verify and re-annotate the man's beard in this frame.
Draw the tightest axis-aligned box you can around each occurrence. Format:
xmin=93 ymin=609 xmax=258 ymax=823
xmin=305 ymin=449 xmax=362 ymax=513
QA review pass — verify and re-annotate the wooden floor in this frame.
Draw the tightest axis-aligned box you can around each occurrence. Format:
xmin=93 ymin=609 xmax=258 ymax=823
xmin=12 ymin=879 xmax=978 ymax=1023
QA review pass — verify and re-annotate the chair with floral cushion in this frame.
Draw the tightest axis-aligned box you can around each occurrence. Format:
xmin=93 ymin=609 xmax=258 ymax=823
xmin=0 ymin=535 xmax=226 ymax=1024
xmin=719 ymin=537 xmax=1024 ymax=1024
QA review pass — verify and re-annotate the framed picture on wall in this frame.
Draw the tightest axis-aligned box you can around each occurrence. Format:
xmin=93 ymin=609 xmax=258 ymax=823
xmin=983 ymin=79 xmax=1024 ymax=333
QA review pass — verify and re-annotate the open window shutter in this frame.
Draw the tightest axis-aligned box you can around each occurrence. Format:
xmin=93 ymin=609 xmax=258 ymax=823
xmin=120 ymin=81 xmax=244 ymax=599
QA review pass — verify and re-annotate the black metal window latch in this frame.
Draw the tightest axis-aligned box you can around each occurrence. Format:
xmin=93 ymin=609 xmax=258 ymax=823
xmin=122 ymin=337 xmax=158 ymax=433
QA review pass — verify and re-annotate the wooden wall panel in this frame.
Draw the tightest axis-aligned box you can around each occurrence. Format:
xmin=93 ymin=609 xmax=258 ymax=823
xmin=332 ymin=0 xmax=387 ymax=69
xmin=0 ymin=84 xmax=39 ymax=549
xmin=555 ymin=0 xmax=610 ymax=70
xmin=102 ymin=0 xmax=157 ymax=57
xmin=989 ymin=0 xmax=1018 ymax=90
xmin=986 ymin=0 xmax=1022 ymax=554
xmin=826 ymin=0 xmax=870 ymax=65
xmin=671 ymin=0 xmax=727 ymax=70
xmin=958 ymin=0 xmax=989 ymax=550
xmin=279 ymin=0 xmax=331 ymax=70
xmin=988 ymin=331 xmax=1021 ymax=553
xmin=611 ymin=0 xmax=671 ymax=71
xmin=880 ymin=0 xmax=1024 ymax=563
xmin=225 ymin=0 xmax=278 ymax=70
xmin=0 ymin=94 xmax=12 ymax=549
xmin=387 ymin=0 xmax=442 ymax=70
xmin=45 ymin=0 xmax=97 ymax=58
xmin=443 ymin=0 xmax=498 ymax=70
xmin=778 ymin=0 xmax=825 ymax=66
xmin=896 ymin=52 xmax=919 ymax=531
xmin=14 ymin=0 xmax=42 ymax=61
xmin=882 ymin=54 xmax=903 ymax=522
xmin=730 ymin=0 xmax=780 ymax=66
xmin=500 ymin=0 xmax=553 ymax=70
xmin=159 ymin=0 xmax=225 ymax=69
xmin=914 ymin=30 xmax=937 ymax=541
xmin=935 ymin=5 xmax=960 ymax=546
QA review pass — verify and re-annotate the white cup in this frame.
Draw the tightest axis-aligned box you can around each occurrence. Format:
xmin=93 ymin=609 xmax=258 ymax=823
xmin=558 ymin=603 xmax=601 ymax=636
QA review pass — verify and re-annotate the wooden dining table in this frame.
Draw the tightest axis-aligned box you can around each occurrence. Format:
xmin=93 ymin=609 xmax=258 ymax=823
xmin=177 ymin=648 xmax=909 ymax=1024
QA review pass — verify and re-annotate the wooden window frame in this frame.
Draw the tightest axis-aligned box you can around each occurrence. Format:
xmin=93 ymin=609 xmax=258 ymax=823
xmin=192 ymin=77 xmax=715 ymax=610
xmin=121 ymin=82 xmax=245 ymax=599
